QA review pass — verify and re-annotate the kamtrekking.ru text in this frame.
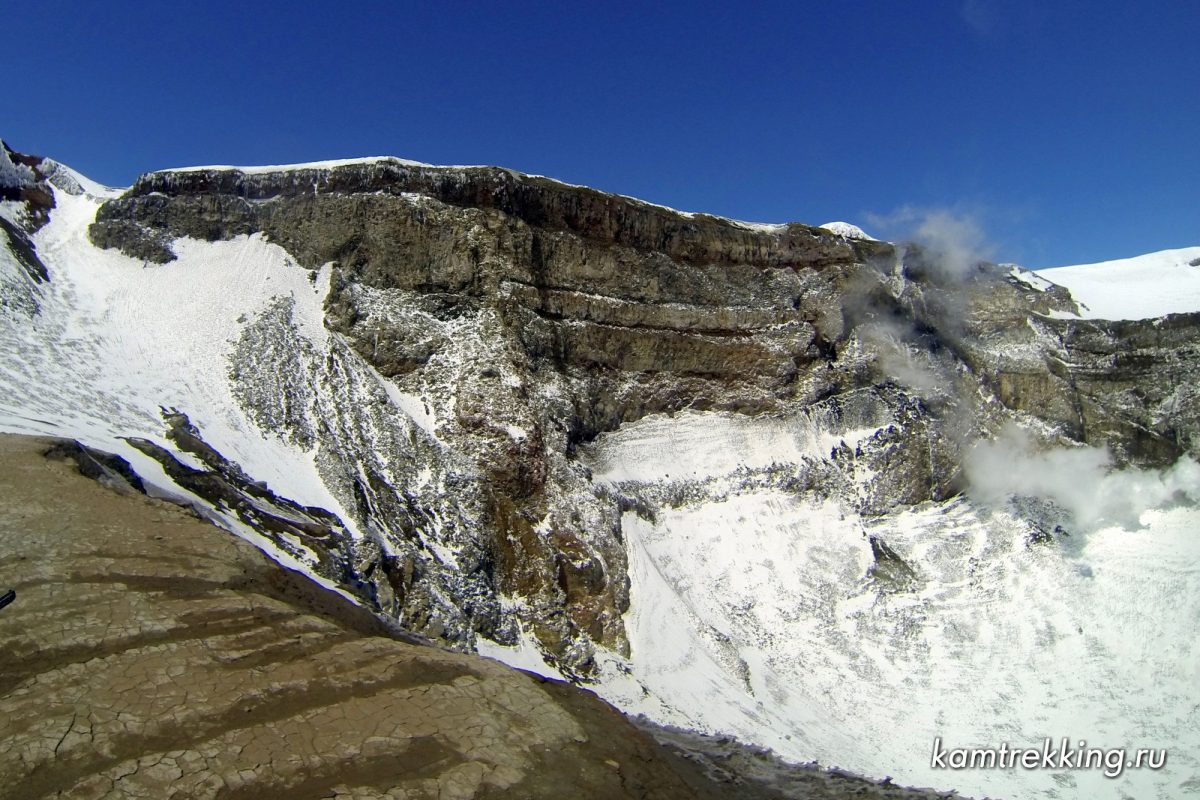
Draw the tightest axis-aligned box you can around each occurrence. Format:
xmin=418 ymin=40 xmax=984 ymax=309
xmin=929 ymin=737 xmax=1166 ymax=779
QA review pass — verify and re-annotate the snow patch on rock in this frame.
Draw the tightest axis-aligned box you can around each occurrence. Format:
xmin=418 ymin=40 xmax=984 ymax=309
xmin=820 ymin=221 xmax=876 ymax=241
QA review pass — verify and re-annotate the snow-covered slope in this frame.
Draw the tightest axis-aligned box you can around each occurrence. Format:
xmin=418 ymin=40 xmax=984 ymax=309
xmin=1035 ymin=246 xmax=1200 ymax=320
xmin=583 ymin=411 xmax=1200 ymax=800
xmin=0 ymin=188 xmax=365 ymax=588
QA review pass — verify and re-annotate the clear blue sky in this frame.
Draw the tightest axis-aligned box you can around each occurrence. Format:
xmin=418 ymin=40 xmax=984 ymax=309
xmin=3 ymin=1 xmax=1197 ymax=267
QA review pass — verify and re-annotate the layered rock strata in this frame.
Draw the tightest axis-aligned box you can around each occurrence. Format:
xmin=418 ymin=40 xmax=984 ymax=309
xmin=77 ymin=156 xmax=1200 ymax=673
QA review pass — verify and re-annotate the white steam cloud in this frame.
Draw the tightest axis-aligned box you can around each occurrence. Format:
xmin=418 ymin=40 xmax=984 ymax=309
xmin=857 ymin=318 xmax=944 ymax=394
xmin=867 ymin=206 xmax=997 ymax=280
xmin=964 ymin=426 xmax=1200 ymax=530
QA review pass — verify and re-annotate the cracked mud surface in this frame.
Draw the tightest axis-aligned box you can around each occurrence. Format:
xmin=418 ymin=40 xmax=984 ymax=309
xmin=0 ymin=435 xmax=723 ymax=799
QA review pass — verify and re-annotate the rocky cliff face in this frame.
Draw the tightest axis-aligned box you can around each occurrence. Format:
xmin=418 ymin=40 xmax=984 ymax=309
xmin=7 ymin=144 xmax=1200 ymax=797
xmin=76 ymin=157 xmax=1200 ymax=677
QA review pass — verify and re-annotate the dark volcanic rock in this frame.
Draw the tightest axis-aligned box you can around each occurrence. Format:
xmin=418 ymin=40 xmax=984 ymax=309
xmin=43 ymin=438 xmax=146 ymax=494
xmin=0 ymin=217 xmax=48 ymax=284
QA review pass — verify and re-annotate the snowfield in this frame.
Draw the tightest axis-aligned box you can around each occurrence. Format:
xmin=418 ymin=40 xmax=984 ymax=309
xmin=1035 ymin=246 xmax=1200 ymax=320
xmin=582 ymin=412 xmax=1200 ymax=800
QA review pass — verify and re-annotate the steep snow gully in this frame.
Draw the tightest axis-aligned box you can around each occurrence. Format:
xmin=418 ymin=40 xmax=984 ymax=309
xmin=3 ymin=143 xmax=1198 ymax=799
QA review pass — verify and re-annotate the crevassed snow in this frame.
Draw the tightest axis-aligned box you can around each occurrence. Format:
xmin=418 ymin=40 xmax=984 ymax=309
xmin=584 ymin=410 xmax=1200 ymax=800
xmin=1034 ymin=246 xmax=1200 ymax=320
xmin=580 ymin=409 xmax=880 ymax=484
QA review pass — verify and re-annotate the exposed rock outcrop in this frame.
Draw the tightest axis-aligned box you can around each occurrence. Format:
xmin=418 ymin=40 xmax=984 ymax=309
xmin=80 ymin=157 xmax=1200 ymax=675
